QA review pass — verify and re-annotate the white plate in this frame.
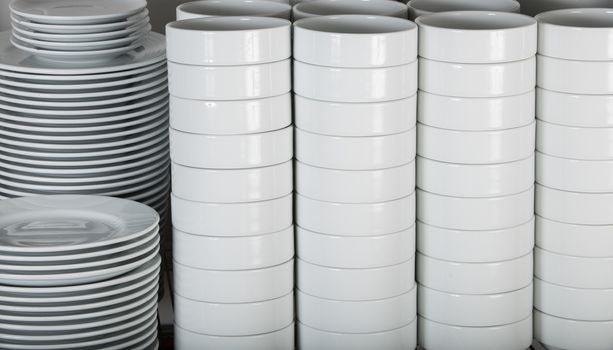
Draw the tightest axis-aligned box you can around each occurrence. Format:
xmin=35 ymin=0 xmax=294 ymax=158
xmin=10 ymin=0 xmax=146 ymax=24
xmin=10 ymin=10 xmax=149 ymax=34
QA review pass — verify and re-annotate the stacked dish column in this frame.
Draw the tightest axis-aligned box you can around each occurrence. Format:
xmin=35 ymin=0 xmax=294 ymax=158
xmin=415 ymin=12 xmax=537 ymax=349
xmin=534 ymin=9 xmax=613 ymax=349
xmin=293 ymin=15 xmax=418 ymax=349
xmin=166 ymin=17 xmax=295 ymax=349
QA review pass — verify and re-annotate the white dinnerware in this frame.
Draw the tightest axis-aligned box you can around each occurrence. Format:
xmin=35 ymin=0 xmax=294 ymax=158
xmin=537 ymin=88 xmax=613 ymax=128
xmin=176 ymin=0 xmax=291 ymax=20
xmin=175 ymin=323 xmax=295 ymax=350
xmin=408 ymin=0 xmax=520 ymax=19
xmin=298 ymin=321 xmax=416 ymax=350
xmin=535 ymin=278 xmax=613 ymax=321
xmin=535 ymin=247 xmax=613 ymax=289
xmin=534 ymin=310 xmax=613 ymax=350
xmin=536 ymin=216 xmax=613 ymax=258
xmin=292 ymin=0 xmax=409 ymax=20
xmin=521 ymin=0 xmax=613 ymax=16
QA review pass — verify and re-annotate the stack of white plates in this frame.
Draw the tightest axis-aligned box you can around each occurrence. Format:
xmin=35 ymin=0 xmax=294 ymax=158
xmin=406 ymin=0 xmax=520 ymax=19
xmin=0 ymin=29 xmax=170 ymax=235
xmin=0 ymin=195 xmax=161 ymax=350
xmin=535 ymin=9 xmax=613 ymax=349
xmin=292 ymin=0 xmax=408 ymax=20
xmin=9 ymin=0 xmax=151 ymax=62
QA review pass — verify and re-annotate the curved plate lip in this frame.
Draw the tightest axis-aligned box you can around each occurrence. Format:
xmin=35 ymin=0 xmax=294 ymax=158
xmin=9 ymin=11 xmax=150 ymax=35
xmin=0 ymin=196 xmax=159 ymax=253
xmin=0 ymin=31 xmax=165 ymax=76
xmin=10 ymin=0 xmax=146 ymax=24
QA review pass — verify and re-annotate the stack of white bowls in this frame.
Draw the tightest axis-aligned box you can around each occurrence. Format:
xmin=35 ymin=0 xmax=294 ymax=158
xmin=534 ymin=9 xmax=613 ymax=349
xmin=415 ymin=12 xmax=536 ymax=349
xmin=407 ymin=0 xmax=520 ymax=19
xmin=176 ymin=0 xmax=291 ymax=20
xmin=292 ymin=0 xmax=408 ymax=20
xmin=166 ymin=17 xmax=295 ymax=349
xmin=294 ymin=15 xmax=418 ymax=349
xmin=519 ymin=0 xmax=613 ymax=16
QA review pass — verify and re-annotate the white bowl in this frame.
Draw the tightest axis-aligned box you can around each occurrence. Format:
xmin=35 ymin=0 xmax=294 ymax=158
xmin=166 ymin=16 xmax=290 ymax=65
xmin=297 ymin=319 xmax=416 ymax=350
xmin=419 ymin=315 xmax=533 ymax=350
xmin=295 ymin=94 xmax=416 ymax=137
xmin=534 ymin=310 xmax=613 ymax=350
xmin=175 ymin=322 xmax=294 ymax=350
xmin=297 ymin=225 xmax=415 ymax=268
xmin=419 ymin=57 xmax=536 ymax=98
xmin=417 ymin=218 xmax=534 ymax=263
xmin=168 ymin=60 xmax=291 ymax=100
xmin=535 ymin=247 xmax=613 ymax=289
xmin=296 ymin=161 xmax=415 ymax=203
xmin=417 ymin=188 xmax=534 ymax=231
xmin=520 ymin=0 xmax=613 ymax=16
xmin=169 ymin=93 xmax=292 ymax=135
xmin=293 ymin=60 xmax=417 ymax=103
xmin=538 ymin=55 xmax=613 ymax=94
xmin=173 ymin=259 xmax=293 ymax=303
xmin=296 ymin=287 xmax=416 ymax=333
xmin=536 ymin=216 xmax=613 ymax=258
xmin=537 ymin=88 xmax=613 ymax=128
xmin=293 ymin=15 xmax=417 ymax=67
xmin=537 ymin=8 xmax=613 ymax=61
xmin=537 ymin=120 xmax=613 ymax=161
xmin=295 ymin=127 xmax=415 ymax=170
xmin=418 ymin=283 xmax=533 ymax=327
xmin=416 ymin=11 xmax=535 ymax=63
xmin=296 ymin=193 xmax=416 ymax=236
xmin=170 ymin=126 xmax=292 ymax=169
xmin=297 ymin=258 xmax=415 ymax=301
xmin=417 ymin=122 xmax=535 ymax=164
xmin=171 ymin=193 xmax=292 ymax=237
xmin=174 ymin=292 xmax=294 ymax=336
xmin=417 ymin=155 xmax=534 ymax=198
xmin=171 ymin=160 xmax=292 ymax=203
xmin=176 ymin=0 xmax=292 ymax=20
xmin=292 ymin=0 xmax=409 ymax=20
xmin=536 ymin=184 xmax=613 ymax=225
xmin=416 ymin=252 xmax=534 ymax=294
xmin=535 ymin=278 xmax=613 ymax=321
xmin=408 ymin=0 xmax=520 ymax=19
xmin=537 ymin=152 xmax=613 ymax=192
xmin=173 ymin=226 xmax=294 ymax=270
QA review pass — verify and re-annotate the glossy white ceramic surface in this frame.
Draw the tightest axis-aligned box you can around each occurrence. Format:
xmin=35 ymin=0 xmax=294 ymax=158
xmin=173 ymin=259 xmax=293 ymax=303
xmin=534 ymin=310 xmax=613 ymax=350
xmin=11 ymin=0 xmax=146 ymax=24
xmin=535 ymin=278 xmax=613 ymax=321
xmin=537 ymin=152 xmax=613 ymax=192
xmin=174 ymin=292 xmax=294 ymax=336
xmin=171 ymin=160 xmax=292 ymax=203
xmin=537 ymin=8 xmax=613 ymax=61
xmin=293 ymin=15 xmax=417 ymax=67
xmin=169 ymin=126 xmax=292 ymax=169
xmin=295 ymin=94 xmax=416 ymax=136
xmin=172 ymin=226 xmax=294 ymax=270
xmin=418 ymin=90 xmax=535 ymax=131
xmin=297 ymin=288 xmax=416 ymax=333
xmin=292 ymin=0 xmax=409 ymax=20
xmin=537 ymin=88 xmax=613 ymax=127
xmin=417 ymin=252 xmax=534 ymax=294
xmin=536 ymin=184 xmax=613 ymax=225
xmin=417 ymin=11 xmax=536 ymax=63
xmin=297 ymin=320 xmax=417 ymax=350
xmin=417 ymin=218 xmax=534 ymax=263
xmin=296 ymin=161 xmax=415 ymax=203
xmin=535 ymin=247 xmax=613 ymax=289
xmin=418 ymin=57 xmax=536 ymax=97
xmin=297 ymin=225 xmax=415 ymax=268
xmin=417 ymin=188 xmax=534 ymax=230
xmin=297 ymin=258 xmax=415 ymax=301
xmin=176 ymin=0 xmax=291 ymax=20
xmin=169 ymin=93 xmax=292 ymax=135
xmin=168 ymin=59 xmax=291 ymax=100
xmin=537 ymin=120 xmax=613 ymax=161
xmin=418 ymin=283 xmax=533 ymax=326
xmin=538 ymin=55 xmax=613 ymax=94
xmin=171 ymin=193 xmax=292 ymax=237
xmin=295 ymin=127 xmax=415 ymax=170
xmin=166 ymin=16 xmax=290 ymax=65
xmin=408 ymin=0 xmax=520 ymax=19
xmin=296 ymin=193 xmax=415 ymax=236
xmin=293 ymin=60 xmax=418 ymax=103
xmin=536 ymin=216 xmax=613 ymax=258
xmin=418 ymin=316 xmax=533 ymax=350
xmin=417 ymin=122 xmax=535 ymax=164
xmin=417 ymin=155 xmax=534 ymax=197
xmin=175 ymin=323 xmax=294 ymax=350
